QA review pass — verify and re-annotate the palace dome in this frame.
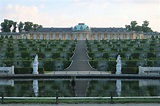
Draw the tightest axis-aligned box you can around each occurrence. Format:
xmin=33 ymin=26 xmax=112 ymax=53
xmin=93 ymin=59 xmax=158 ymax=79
xmin=73 ymin=23 xmax=90 ymax=31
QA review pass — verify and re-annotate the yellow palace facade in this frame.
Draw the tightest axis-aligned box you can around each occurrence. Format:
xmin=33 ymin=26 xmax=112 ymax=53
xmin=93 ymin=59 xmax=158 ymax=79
xmin=1 ymin=23 xmax=145 ymax=40
xmin=24 ymin=23 xmax=144 ymax=40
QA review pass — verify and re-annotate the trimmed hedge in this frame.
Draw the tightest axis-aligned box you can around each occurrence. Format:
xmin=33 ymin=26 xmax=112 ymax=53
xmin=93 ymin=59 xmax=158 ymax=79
xmin=89 ymin=60 xmax=141 ymax=74
xmin=43 ymin=60 xmax=71 ymax=71
xmin=111 ymin=67 xmax=138 ymax=74
xmin=89 ymin=60 xmax=98 ymax=69
xmin=15 ymin=67 xmax=44 ymax=74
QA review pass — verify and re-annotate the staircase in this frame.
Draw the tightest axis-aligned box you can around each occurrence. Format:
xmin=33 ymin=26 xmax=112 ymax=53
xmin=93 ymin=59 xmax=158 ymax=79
xmin=65 ymin=40 xmax=96 ymax=96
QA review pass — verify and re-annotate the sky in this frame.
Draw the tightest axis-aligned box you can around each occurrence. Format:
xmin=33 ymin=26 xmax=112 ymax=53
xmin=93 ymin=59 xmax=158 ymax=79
xmin=0 ymin=0 xmax=160 ymax=32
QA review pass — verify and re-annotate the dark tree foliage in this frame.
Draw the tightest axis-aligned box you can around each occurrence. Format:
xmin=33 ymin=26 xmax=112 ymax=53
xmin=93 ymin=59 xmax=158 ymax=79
xmin=1 ymin=19 xmax=43 ymax=32
xmin=125 ymin=20 xmax=152 ymax=32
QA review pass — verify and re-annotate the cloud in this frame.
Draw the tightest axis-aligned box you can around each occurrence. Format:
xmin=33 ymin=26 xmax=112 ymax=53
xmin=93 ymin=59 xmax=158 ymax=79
xmin=0 ymin=4 xmax=55 ymax=26
xmin=0 ymin=1 xmax=159 ymax=32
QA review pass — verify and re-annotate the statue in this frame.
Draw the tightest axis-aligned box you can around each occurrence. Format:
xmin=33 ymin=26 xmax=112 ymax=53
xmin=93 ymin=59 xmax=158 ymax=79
xmin=116 ymin=55 xmax=122 ymax=96
xmin=32 ymin=55 xmax=39 ymax=74
xmin=116 ymin=55 xmax=122 ymax=74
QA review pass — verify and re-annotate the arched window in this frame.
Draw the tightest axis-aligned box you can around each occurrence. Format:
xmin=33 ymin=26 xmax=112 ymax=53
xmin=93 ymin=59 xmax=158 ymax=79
xmin=33 ymin=35 xmax=37 ymax=39
xmin=52 ymin=35 xmax=56 ymax=40
xmin=23 ymin=35 xmax=27 ymax=39
xmin=40 ymin=35 xmax=43 ymax=39
xmin=46 ymin=35 xmax=50 ymax=40
xmin=65 ymin=34 xmax=68 ymax=40
xmin=59 ymin=35 xmax=62 ymax=40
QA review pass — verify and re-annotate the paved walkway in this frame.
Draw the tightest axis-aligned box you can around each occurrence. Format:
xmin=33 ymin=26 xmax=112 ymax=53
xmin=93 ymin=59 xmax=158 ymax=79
xmin=1 ymin=103 xmax=159 ymax=106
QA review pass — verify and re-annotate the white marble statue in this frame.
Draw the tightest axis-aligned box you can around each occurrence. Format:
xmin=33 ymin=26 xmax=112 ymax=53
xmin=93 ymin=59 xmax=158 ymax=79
xmin=116 ymin=55 xmax=122 ymax=74
xmin=32 ymin=55 xmax=39 ymax=74
xmin=32 ymin=55 xmax=39 ymax=97
xmin=116 ymin=55 xmax=122 ymax=96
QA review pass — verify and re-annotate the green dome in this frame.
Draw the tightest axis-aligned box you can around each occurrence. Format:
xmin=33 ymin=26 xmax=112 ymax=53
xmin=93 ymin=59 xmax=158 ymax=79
xmin=73 ymin=23 xmax=90 ymax=31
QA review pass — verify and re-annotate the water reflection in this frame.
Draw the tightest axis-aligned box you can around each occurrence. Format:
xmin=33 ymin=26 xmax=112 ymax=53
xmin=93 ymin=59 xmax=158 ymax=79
xmin=0 ymin=80 xmax=14 ymax=86
xmin=139 ymin=80 xmax=160 ymax=86
xmin=116 ymin=80 xmax=121 ymax=96
xmin=0 ymin=79 xmax=160 ymax=97
xmin=33 ymin=80 xmax=38 ymax=97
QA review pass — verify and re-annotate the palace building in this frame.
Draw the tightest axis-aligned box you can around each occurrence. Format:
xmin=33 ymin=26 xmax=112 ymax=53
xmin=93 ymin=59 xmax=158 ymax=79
xmin=1 ymin=23 xmax=157 ymax=40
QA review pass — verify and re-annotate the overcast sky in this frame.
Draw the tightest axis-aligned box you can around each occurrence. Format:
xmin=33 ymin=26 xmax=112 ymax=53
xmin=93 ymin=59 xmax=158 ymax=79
xmin=0 ymin=0 xmax=160 ymax=32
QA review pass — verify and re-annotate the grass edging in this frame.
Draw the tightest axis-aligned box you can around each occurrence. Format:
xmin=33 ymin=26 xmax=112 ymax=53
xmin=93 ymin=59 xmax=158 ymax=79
xmin=1 ymin=98 xmax=160 ymax=104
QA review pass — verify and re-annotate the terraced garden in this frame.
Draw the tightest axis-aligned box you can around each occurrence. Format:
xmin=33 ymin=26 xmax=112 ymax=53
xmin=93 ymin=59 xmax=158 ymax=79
xmin=86 ymin=37 xmax=160 ymax=74
xmin=0 ymin=36 xmax=76 ymax=73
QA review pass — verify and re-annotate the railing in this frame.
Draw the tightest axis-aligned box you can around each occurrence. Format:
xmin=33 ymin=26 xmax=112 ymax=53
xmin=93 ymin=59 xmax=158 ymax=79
xmin=49 ymin=71 xmax=110 ymax=75
xmin=1 ymin=90 xmax=160 ymax=104
xmin=0 ymin=90 xmax=114 ymax=104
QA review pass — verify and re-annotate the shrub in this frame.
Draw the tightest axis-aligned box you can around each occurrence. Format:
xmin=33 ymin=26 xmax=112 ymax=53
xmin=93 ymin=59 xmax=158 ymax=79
xmin=147 ymin=52 xmax=156 ymax=59
xmin=3 ymin=60 xmax=13 ymax=66
xmin=68 ymin=52 xmax=74 ymax=59
xmin=88 ymin=52 xmax=94 ymax=59
xmin=63 ymin=60 xmax=71 ymax=69
xmin=6 ymin=52 xmax=14 ymax=58
xmin=147 ymin=60 xmax=155 ymax=66
xmin=22 ymin=60 xmax=32 ymax=67
xmin=108 ymin=60 xmax=116 ymax=71
xmin=126 ymin=60 xmax=137 ymax=67
xmin=131 ymin=53 xmax=140 ymax=59
xmin=87 ymin=47 xmax=91 ymax=52
xmin=111 ymin=67 xmax=138 ymax=74
xmin=43 ymin=60 xmax=54 ymax=71
xmin=19 ymin=47 xmax=27 ymax=51
xmin=89 ymin=60 xmax=98 ymax=69
xmin=122 ymin=67 xmax=138 ymax=74
xmin=21 ymin=52 xmax=30 ymax=58
xmin=103 ymin=53 xmax=109 ymax=59
xmin=38 ymin=52 xmax=45 ymax=58
xmin=45 ymin=47 xmax=51 ymax=51
xmin=7 ymin=47 xmax=14 ymax=52
xmin=52 ymin=53 xmax=60 ymax=59
xmin=98 ymin=47 xmax=104 ymax=51
xmin=135 ymin=47 xmax=142 ymax=51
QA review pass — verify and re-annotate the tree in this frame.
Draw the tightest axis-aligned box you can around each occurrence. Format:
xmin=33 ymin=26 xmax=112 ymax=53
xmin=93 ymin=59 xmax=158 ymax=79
xmin=33 ymin=24 xmax=42 ymax=31
xmin=18 ymin=21 xmax=24 ymax=32
xmin=1 ymin=19 xmax=42 ymax=32
xmin=142 ymin=20 xmax=152 ymax=32
xmin=134 ymin=25 xmax=142 ymax=31
xmin=12 ymin=22 xmax=17 ymax=32
xmin=125 ymin=20 xmax=153 ymax=32
xmin=142 ymin=20 xmax=149 ymax=27
xmin=125 ymin=25 xmax=131 ymax=31
xmin=130 ymin=21 xmax=137 ymax=31
xmin=24 ymin=21 xmax=33 ymax=31
xmin=1 ymin=19 xmax=13 ymax=32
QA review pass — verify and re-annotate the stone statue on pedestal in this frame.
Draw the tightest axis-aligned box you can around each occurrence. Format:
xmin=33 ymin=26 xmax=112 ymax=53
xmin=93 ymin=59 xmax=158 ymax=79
xmin=32 ymin=55 xmax=39 ymax=74
xmin=32 ymin=55 xmax=39 ymax=96
xmin=116 ymin=55 xmax=122 ymax=96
